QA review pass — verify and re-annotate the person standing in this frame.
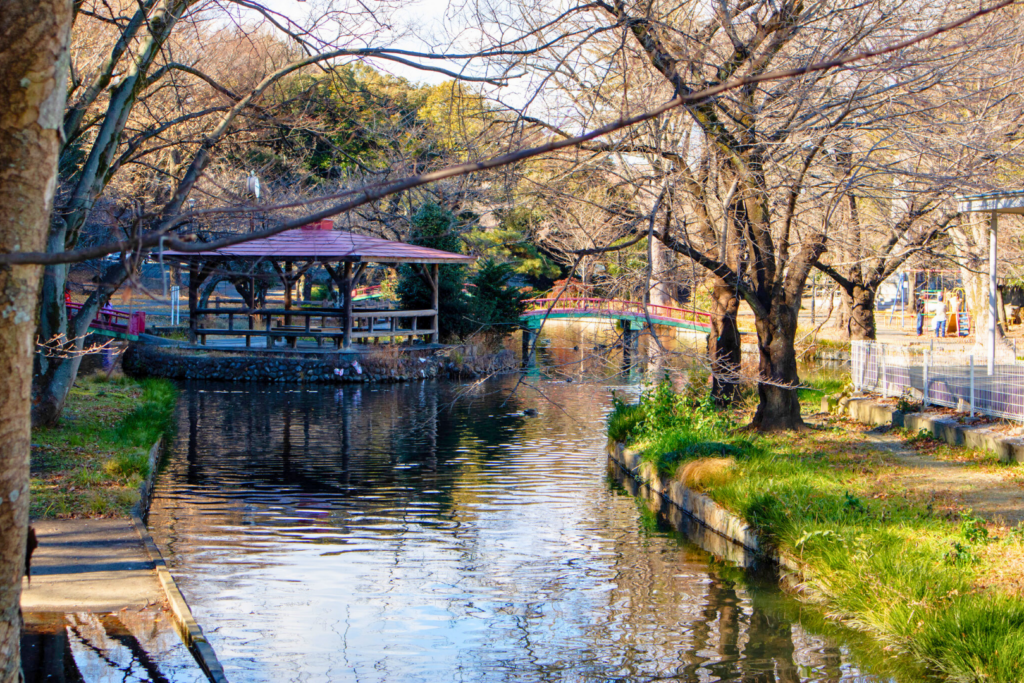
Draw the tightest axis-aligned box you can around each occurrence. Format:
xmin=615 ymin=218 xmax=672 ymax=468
xmin=915 ymin=297 xmax=925 ymax=336
xmin=934 ymin=294 xmax=947 ymax=338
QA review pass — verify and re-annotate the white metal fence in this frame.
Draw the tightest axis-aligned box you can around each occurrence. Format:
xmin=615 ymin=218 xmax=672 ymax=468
xmin=851 ymin=339 xmax=1024 ymax=422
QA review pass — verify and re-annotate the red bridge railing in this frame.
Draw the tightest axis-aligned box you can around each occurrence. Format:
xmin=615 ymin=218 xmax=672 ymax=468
xmin=522 ymin=297 xmax=711 ymax=327
xmin=352 ymin=285 xmax=382 ymax=299
xmin=67 ymin=302 xmax=146 ymax=336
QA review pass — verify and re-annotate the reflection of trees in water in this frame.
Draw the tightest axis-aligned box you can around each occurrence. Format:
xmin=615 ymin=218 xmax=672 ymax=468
xmin=22 ymin=611 xmax=190 ymax=683
xmin=160 ymin=380 xmax=547 ymax=538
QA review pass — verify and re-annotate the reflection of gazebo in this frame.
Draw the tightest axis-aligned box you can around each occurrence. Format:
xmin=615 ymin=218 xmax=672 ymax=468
xmin=957 ymin=191 xmax=1024 ymax=373
xmin=163 ymin=221 xmax=474 ymax=349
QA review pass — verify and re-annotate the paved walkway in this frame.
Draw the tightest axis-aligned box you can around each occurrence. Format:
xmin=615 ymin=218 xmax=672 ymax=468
xmin=22 ymin=519 xmax=165 ymax=612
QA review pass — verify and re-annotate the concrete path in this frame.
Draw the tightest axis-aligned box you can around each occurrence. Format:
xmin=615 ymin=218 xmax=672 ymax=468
xmin=22 ymin=519 xmax=165 ymax=613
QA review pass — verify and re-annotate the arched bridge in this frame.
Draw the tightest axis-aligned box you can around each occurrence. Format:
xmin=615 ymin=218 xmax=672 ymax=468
xmin=66 ymin=302 xmax=147 ymax=341
xmin=520 ymin=297 xmax=712 ymax=334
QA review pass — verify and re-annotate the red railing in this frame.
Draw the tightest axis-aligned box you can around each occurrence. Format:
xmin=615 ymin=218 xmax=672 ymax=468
xmin=66 ymin=302 xmax=146 ymax=336
xmin=352 ymin=285 xmax=382 ymax=299
xmin=522 ymin=297 xmax=711 ymax=327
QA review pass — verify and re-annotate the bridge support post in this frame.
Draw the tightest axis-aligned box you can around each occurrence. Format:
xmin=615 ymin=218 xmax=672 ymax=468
xmin=521 ymin=328 xmax=536 ymax=367
xmin=621 ymin=319 xmax=634 ymax=371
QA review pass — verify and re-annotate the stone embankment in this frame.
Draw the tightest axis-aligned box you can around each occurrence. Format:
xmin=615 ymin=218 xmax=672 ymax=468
xmin=606 ymin=441 xmax=805 ymax=589
xmin=840 ymin=395 xmax=1024 ymax=463
xmin=123 ymin=343 xmax=516 ymax=384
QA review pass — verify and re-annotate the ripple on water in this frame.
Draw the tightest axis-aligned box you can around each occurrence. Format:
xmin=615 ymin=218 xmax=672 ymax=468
xmin=148 ymin=378 xmax=906 ymax=683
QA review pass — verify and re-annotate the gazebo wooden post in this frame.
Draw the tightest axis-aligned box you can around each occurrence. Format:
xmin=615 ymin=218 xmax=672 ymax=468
xmin=283 ymin=260 xmax=293 ymax=327
xmin=187 ymin=260 xmax=212 ymax=344
xmin=342 ymin=262 xmax=353 ymax=348
xmin=431 ymin=263 xmax=439 ymax=344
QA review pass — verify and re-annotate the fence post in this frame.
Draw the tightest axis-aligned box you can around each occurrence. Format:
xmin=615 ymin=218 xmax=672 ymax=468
xmin=852 ymin=341 xmax=861 ymax=391
xmin=880 ymin=344 xmax=887 ymax=397
xmin=970 ymin=353 xmax=975 ymax=418
xmin=923 ymin=349 xmax=930 ymax=408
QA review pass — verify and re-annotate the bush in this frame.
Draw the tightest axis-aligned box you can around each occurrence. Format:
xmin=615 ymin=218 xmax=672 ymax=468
xmin=397 ymin=202 xmax=472 ymax=342
xmin=465 ymin=258 xmax=527 ymax=341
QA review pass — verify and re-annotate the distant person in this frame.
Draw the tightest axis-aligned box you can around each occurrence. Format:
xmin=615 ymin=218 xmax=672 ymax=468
xmin=101 ymin=300 xmax=115 ymax=324
xmin=934 ymin=294 xmax=947 ymax=338
xmin=915 ymin=297 xmax=925 ymax=336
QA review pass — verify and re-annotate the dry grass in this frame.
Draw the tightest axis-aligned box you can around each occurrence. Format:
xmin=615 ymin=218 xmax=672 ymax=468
xmin=364 ymin=343 xmax=405 ymax=372
xmin=677 ymin=457 xmax=736 ymax=491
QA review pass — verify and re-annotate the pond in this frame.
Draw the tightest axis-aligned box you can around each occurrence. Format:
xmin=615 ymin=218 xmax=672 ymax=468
xmin=146 ymin=368 xmax=912 ymax=683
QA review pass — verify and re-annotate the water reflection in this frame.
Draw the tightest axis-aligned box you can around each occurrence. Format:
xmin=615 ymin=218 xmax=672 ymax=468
xmin=150 ymin=378 xmax=900 ymax=683
xmin=21 ymin=610 xmax=205 ymax=683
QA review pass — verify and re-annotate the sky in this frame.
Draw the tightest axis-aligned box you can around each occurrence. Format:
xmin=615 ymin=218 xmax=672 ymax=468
xmin=259 ymin=0 xmax=481 ymax=86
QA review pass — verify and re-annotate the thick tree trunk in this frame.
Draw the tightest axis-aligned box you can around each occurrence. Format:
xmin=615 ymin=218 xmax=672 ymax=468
xmin=843 ymin=284 xmax=877 ymax=341
xmin=749 ymin=301 xmax=804 ymax=431
xmin=649 ymin=235 xmax=673 ymax=307
xmin=708 ymin=278 xmax=742 ymax=403
xmin=0 ymin=1 xmax=73 ymax=678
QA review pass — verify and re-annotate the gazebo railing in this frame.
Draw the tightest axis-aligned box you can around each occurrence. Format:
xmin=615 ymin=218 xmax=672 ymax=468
xmin=192 ymin=307 xmax=436 ymax=349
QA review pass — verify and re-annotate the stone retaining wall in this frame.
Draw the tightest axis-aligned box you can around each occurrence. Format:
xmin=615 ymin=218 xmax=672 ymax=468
xmin=841 ymin=396 xmax=1024 ymax=463
xmin=123 ymin=343 xmax=460 ymax=384
xmin=607 ymin=441 xmax=805 ymax=587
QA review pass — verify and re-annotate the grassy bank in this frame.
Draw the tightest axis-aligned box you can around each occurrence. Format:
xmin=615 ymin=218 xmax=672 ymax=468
xmin=31 ymin=374 xmax=177 ymax=518
xmin=609 ymin=378 xmax=1024 ymax=683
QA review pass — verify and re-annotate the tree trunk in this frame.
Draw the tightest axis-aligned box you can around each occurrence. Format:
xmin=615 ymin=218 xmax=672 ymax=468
xmin=708 ymin=278 xmax=741 ymax=403
xmin=649 ymin=235 xmax=673 ymax=307
xmin=833 ymin=293 xmax=851 ymax=339
xmin=199 ymin=276 xmax=225 ymax=309
xmin=0 ymin=1 xmax=73 ymax=678
xmin=749 ymin=301 xmax=804 ymax=431
xmin=843 ymin=284 xmax=877 ymax=341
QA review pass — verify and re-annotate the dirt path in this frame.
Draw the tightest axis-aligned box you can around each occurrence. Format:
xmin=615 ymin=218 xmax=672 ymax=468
xmin=862 ymin=428 xmax=1024 ymax=525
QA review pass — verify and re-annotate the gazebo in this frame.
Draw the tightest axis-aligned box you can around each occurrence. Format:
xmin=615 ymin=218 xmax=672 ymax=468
xmin=163 ymin=221 xmax=475 ymax=349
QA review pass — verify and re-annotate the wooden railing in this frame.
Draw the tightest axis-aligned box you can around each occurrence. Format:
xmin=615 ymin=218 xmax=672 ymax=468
xmin=521 ymin=297 xmax=711 ymax=328
xmin=192 ymin=307 xmax=436 ymax=348
xmin=67 ymin=302 xmax=146 ymax=336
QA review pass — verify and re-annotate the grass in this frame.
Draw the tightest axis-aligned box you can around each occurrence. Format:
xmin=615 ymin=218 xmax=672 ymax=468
xmin=31 ymin=373 xmax=177 ymax=518
xmin=609 ymin=380 xmax=1024 ymax=683
xmin=797 ymin=366 xmax=850 ymax=411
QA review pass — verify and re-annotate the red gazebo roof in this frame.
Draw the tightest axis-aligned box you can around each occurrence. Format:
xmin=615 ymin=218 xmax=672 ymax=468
xmin=164 ymin=224 xmax=475 ymax=264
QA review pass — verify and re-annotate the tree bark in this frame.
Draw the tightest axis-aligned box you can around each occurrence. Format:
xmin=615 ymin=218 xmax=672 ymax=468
xmin=749 ymin=301 xmax=804 ymax=431
xmin=0 ymin=0 xmax=73 ymax=678
xmin=843 ymin=284 xmax=877 ymax=341
xmin=708 ymin=278 xmax=741 ymax=403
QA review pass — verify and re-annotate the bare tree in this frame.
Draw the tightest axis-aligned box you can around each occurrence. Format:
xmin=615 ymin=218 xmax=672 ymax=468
xmin=478 ymin=0 xmax=1022 ymax=428
xmin=0 ymin=0 xmax=73 ymax=678
xmin=33 ymin=0 xmax=514 ymax=426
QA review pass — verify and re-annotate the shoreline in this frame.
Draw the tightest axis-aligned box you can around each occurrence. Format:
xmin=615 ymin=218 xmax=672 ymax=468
xmin=605 ymin=399 xmax=1024 ymax=682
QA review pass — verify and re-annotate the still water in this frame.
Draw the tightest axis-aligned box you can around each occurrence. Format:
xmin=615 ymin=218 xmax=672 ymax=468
xmin=148 ymin=376 xmax=897 ymax=682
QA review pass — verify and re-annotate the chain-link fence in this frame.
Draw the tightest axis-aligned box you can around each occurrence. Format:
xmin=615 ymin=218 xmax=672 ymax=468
xmin=851 ymin=339 xmax=1024 ymax=422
